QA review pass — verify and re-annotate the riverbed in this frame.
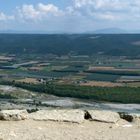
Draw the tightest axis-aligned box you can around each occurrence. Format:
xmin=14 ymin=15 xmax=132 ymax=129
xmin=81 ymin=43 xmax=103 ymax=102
xmin=0 ymin=85 xmax=140 ymax=113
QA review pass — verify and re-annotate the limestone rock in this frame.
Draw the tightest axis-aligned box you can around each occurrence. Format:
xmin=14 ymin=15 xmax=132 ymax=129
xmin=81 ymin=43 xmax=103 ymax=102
xmin=0 ymin=110 xmax=28 ymax=121
xmin=128 ymin=113 xmax=140 ymax=124
xmin=87 ymin=110 xmax=120 ymax=123
xmin=119 ymin=112 xmax=140 ymax=123
xmin=29 ymin=109 xmax=85 ymax=123
xmin=119 ymin=112 xmax=134 ymax=122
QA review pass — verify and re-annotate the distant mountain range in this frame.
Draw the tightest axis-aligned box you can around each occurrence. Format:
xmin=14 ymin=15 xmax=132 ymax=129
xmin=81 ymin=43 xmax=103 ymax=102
xmin=0 ymin=34 xmax=140 ymax=57
xmin=0 ymin=28 xmax=138 ymax=34
xmin=93 ymin=28 xmax=127 ymax=34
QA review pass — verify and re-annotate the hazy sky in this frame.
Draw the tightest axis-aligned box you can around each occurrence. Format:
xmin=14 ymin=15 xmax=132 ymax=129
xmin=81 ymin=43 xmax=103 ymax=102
xmin=0 ymin=0 xmax=140 ymax=32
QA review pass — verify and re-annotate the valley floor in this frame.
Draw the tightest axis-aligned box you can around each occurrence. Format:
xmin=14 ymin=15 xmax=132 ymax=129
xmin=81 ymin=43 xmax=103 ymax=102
xmin=0 ymin=120 xmax=140 ymax=140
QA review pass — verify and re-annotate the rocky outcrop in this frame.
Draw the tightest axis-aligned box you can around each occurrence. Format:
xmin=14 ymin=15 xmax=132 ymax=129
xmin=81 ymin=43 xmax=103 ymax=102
xmin=0 ymin=109 xmax=123 ymax=123
xmin=29 ymin=109 xmax=85 ymax=123
xmin=119 ymin=112 xmax=140 ymax=123
xmin=118 ymin=112 xmax=134 ymax=122
xmin=87 ymin=110 xmax=120 ymax=123
xmin=0 ymin=110 xmax=28 ymax=121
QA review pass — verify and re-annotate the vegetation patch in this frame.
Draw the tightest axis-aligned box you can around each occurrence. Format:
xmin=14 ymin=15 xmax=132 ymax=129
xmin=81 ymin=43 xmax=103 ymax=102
xmin=1 ymin=80 xmax=140 ymax=103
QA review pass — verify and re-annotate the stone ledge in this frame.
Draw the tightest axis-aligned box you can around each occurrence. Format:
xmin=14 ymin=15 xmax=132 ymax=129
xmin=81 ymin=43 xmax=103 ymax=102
xmin=2 ymin=109 xmax=139 ymax=124
xmin=87 ymin=110 xmax=120 ymax=123
xmin=0 ymin=110 xmax=28 ymax=121
xmin=29 ymin=109 xmax=85 ymax=123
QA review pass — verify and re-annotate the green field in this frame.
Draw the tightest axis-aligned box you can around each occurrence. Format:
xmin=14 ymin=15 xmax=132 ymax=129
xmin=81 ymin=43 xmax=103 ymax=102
xmin=85 ymin=73 xmax=120 ymax=82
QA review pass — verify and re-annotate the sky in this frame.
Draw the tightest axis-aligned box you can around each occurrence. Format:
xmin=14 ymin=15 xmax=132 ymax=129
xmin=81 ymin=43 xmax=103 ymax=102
xmin=0 ymin=0 xmax=140 ymax=33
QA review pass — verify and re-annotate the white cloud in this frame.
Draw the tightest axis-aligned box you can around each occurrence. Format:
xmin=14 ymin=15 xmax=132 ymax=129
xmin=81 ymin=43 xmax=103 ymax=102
xmin=38 ymin=3 xmax=63 ymax=16
xmin=17 ymin=5 xmax=40 ymax=21
xmin=72 ymin=0 xmax=140 ymax=21
xmin=16 ymin=3 xmax=64 ymax=22
xmin=1 ymin=1 xmax=140 ymax=31
xmin=0 ymin=12 xmax=14 ymax=21
xmin=95 ymin=12 xmax=118 ymax=20
xmin=3 ymin=1 xmax=140 ymax=22
xmin=74 ymin=0 xmax=129 ymax=10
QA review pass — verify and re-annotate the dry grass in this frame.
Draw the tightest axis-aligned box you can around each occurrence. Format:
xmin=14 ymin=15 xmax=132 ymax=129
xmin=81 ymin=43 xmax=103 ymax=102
xmin=28 ymin=67 xmax=43 ymax=71
xmin=126 ymin=82 xmax=140 ymax=87
xmin=80 ymin=81 xmax=123 ymax=87
xmin=89 ymin=66 xmax=115 ymax=71
xmin=89 ymin=66 xmax=140 ymax=72
xmin=16 ymin=78 xmax=39 ymax=84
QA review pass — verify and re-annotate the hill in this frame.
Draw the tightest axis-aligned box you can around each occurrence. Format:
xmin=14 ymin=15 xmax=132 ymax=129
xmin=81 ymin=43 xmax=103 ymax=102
xmin=0 ymin=34 xmax=140 ymax=56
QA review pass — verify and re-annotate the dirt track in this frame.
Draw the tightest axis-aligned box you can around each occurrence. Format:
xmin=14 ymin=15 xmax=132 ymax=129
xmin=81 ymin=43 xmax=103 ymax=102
xmin=0 ymin=120 xmax=140 ymax=140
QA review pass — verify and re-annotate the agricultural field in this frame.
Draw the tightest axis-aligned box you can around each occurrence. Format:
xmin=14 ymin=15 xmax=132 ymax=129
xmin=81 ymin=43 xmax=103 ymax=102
xmin=0 ymin=34 xmax=140 ymax=103
xmin=0 ymin=53 xmax=140 ymax=89
xmin=0 ymin=43 xmax=139 ymax=105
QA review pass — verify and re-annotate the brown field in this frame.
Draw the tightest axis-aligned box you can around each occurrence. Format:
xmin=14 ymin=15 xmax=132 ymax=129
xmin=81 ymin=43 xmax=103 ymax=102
xmin=89 ymin=66 xmax=140 ymax=72
xmin=58 ymin=75 xmax=86 ymax=85
xmin=16 ymin=78 xmax=40 ymax=84
xmin=89 ymin=66 xmax=115 ymax=71
xmin=80 ymin=81 xmax=123 ymax=87
xmin=0 ymin=56 xmax=14 ymax=61
xmin=37 ymin=63 xmax=50 ymax=67
xmin=117 ymin=79 xmax=140 ymax=83
xmin=126 ymin=82 xmax=140 ymax=87
xmin=50 ymin=66 xmax=68 ymax=71
xmin=28 ymin=67 xmax=44 ymax=71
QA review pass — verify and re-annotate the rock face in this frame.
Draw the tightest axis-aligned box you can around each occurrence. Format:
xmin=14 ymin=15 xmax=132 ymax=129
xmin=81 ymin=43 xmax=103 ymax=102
xmin=119 ymin=112 xmax=140 ymax=123
xmin=127 ymin=113 xmax=140 ymax=123
xmin=132 ymin=114 xmax=140 ymax=124
xmin=119 ymin=112 xmax=134 ymax=122
xmin=0 ymin=110 xmax=28 ymax=121
xmin=0 ymin=109 xmax=123 ymax=123
xmin=29 ymin=109 xmax=85 ymax=123
xmin=87 ymin=110 xmax=120 ymax=123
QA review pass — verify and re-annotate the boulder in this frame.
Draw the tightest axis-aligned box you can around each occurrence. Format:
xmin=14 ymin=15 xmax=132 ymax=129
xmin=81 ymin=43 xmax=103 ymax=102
xmin=118 ymin=112 xmax=134 ymax=122
xmin=119 ymin=112 xmax=140 ymax=123
xmin=129 ymin=113 xmax=140 ymax=122
xmin=0 ymin=110 xmax=28 ymax=121
xmin=29 ymin=109 xmax=85 ymax=123
xmin=127 ymin=113 xmax=140 ymax=123
xmin=87 ymin=110 xmax=120 ymax=123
